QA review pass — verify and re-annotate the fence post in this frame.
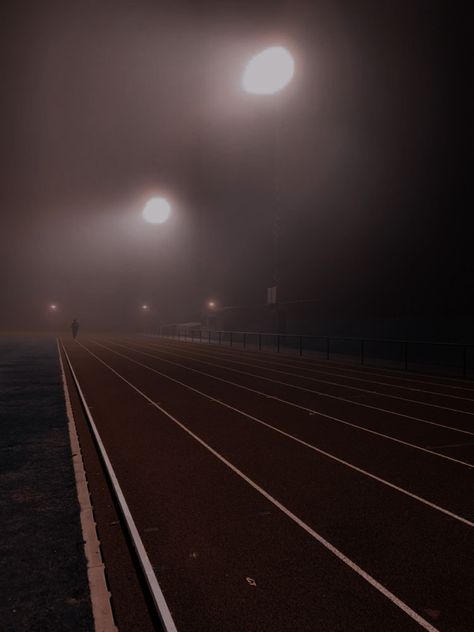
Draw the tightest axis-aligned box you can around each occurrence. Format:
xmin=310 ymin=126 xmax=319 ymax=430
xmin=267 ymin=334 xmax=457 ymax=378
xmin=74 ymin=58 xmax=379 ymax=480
xmin=361 ymin=340 xmax=365 ymax=365
xmin=299 ymin=335 xmax=302 ymax=356
xmin=259 ymin=333 xmax=262 ymax=351
xmin=326 ymin=338 xmax=330 ymax=360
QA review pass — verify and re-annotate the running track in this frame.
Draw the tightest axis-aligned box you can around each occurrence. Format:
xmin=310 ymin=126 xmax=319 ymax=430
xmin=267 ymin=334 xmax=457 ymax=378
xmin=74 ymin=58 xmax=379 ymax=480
xmin=61 ymin=335 xmax=474 ymax=632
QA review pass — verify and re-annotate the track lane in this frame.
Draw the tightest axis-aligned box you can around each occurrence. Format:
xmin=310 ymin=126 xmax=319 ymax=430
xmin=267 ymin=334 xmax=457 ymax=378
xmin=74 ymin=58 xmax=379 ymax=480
xmin=91 ymin=338 xmax=473 ymax=524
xmin=149 ymin=338 xmax=474 ymax=406
xmin=155 ymin=336 xmax=474 ymax=391
xmin=127 ymin=338 xmax=474 ymax=440
xmin=76 ymin=338 xmax=473 ymax=631
xmin=104 ymin=338 xmax=474 ymax=470
xmin=63 ymin=338 xmax=439 ymax=632
xmin=135 ymin=339 xmax=474 ymax=434
xmin=146 ymin=342 xmax=474 ymax=422
xmin=61 ymin=340 xmax=177 ymax=632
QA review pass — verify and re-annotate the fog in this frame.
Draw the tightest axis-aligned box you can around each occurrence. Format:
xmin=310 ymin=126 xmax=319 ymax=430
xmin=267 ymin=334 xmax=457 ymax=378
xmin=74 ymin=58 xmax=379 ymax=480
xmin=0 ymin=2 xmax=469 ymax=334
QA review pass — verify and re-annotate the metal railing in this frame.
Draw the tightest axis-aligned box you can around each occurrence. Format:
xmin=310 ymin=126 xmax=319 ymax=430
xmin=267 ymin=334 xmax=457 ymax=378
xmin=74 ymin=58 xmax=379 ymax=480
xmin=157 ymin=326 xmax=474 ymax=379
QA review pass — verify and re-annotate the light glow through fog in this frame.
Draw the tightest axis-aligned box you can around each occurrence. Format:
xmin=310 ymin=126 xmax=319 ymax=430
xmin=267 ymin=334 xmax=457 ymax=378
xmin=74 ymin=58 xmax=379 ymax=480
xmin=143 ymin=197 xmax=171 ymax=224
xmin=242 ymin=46 xmax=294 ymax=95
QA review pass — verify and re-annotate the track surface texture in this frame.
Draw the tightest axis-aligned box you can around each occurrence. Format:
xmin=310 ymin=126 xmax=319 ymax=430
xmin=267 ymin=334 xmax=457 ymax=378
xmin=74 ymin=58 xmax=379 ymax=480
xmin=61 ymin=335 xmax=474 ymax=632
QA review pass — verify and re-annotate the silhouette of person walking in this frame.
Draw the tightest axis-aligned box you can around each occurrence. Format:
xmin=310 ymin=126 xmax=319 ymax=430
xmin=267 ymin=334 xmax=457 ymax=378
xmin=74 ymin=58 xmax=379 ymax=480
xmin=71 ymin=319 xmax=79 ymax=339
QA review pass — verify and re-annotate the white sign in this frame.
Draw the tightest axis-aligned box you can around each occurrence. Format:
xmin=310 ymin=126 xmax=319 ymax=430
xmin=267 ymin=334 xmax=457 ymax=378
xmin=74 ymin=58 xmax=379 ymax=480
xmin=267 ymin=286 xmax=277 ymax=305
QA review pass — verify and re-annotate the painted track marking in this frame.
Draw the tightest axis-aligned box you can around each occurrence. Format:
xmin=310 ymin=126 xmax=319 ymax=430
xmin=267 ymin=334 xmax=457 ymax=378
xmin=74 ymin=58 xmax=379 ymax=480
xmin=61 ymin=340 xmax=178 ymax=632
xmin=88 ymin=339 xmax=473 ymax=527
xmin=150 ymin=338 xmax=474 ymax=401
xmin=103 ymin=338 xmax=473 ymax=469
xmin=132 ymin=339 xmax=474 ymax=436
xmin=156 ymin=335 xmax=474 ymax=391
xmin=57 ymin=340 xmax=118 ymax=632
xmin=76 ymin=340 xmax=441 ymax=632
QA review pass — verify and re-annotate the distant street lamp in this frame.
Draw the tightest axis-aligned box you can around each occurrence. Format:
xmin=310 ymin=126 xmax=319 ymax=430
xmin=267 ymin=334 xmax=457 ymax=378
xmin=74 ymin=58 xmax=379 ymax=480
xmin=48 ymin=303 xmax=59 ymax=334
xmin=140 ymin=303 xmax=151 ymax=334
xmin=142 ymin=197 xmax=171 ymax=224
xmin=204 ymin=299 xmax=218 ymax=331
xmin=241 ymin=46 xmax=295 ymax=331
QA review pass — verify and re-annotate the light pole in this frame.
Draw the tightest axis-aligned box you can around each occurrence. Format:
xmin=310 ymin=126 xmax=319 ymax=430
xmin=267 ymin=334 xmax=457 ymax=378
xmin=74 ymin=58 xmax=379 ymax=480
xmin=140 ymin=303 xmax=151 ymax=336
xmin=204 ymin=299 xmax=218 ymax=331
xmin=140 ymin=195 xmax=171 ymax=335
xmin=140 ymin=303 xmax=150 ymax=334
xmin=242 ymin=46 xmax=294 ymax=332
xmin=48 ymin=303 xmax=59 ymax=335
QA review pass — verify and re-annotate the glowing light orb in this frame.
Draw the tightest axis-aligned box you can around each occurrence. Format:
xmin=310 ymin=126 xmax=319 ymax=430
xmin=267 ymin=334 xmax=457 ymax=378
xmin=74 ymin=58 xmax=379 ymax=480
xmin=141 ymin=304 xmax=149 ymax=311
xmin=208 ymin=301 xmax=216 ymax=309
xmin=49 ymin=304 xmax=57 ymax=311
xmin=142 ymin=197 xmax=171 ymax=224
xmin=242 ymin=46 xmax=294 ymax=95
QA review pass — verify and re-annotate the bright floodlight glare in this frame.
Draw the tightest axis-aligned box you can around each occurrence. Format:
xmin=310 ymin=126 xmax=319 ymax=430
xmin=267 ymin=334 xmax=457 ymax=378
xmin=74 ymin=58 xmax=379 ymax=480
xmin=242 ymin=46 xmax=294 ymax=95
xmin=142 ymin=197 xmax=171 ymax=224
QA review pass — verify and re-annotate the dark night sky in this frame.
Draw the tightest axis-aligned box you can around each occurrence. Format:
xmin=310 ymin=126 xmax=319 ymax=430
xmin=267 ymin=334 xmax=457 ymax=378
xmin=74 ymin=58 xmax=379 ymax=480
xmin=0 ymin=1 xmax=471 ymax=331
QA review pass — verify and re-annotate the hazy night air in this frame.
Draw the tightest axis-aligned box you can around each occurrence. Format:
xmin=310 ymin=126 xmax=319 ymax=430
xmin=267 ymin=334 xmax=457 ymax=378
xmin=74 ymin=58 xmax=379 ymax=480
xmin=0 ymin=2 xmax=470 ymax=337
xmin=1 ymin=6 xmax=473 ymax=630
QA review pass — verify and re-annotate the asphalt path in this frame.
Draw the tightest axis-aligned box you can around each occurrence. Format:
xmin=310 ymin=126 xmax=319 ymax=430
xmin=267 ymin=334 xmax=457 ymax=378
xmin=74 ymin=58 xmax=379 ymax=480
xmin=62 ymin=335 xmax=474 ymax=632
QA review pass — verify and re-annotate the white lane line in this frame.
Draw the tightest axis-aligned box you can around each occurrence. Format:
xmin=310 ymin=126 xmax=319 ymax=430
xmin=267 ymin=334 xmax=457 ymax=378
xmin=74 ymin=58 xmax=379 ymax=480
xmin=150 ymin=337 xmax=474 ymax=396
xmin=109 ymin=342 xmax=474 ymax=468
xmin=89 ymin=339 xmax=474 ymax=527
xmin=153 ymin=339 xmax=474 ymax=402
xmin=57 ymin=340 xmax=118 ymax=632
xmin=135 ymin=340 xmax=474 ymax=436
xmin=426 ymin=442 xmax=474 ymax=449
xmin=78 ymin=340 xmax=441 ymax=632
xmin=155 ymin=336 xmax=474 ymax=391
xmin=61 ymin=340 xmax=179 ymax=632
xmin=142 ymin=340 xmax=474 ymax=418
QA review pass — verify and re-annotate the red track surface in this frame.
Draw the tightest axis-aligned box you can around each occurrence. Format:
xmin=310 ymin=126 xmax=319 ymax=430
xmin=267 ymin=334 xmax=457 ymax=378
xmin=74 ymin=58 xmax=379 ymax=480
xmin=61 ymin=335 xmax=474 ymax=632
